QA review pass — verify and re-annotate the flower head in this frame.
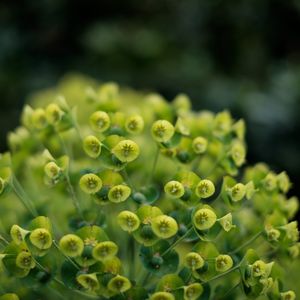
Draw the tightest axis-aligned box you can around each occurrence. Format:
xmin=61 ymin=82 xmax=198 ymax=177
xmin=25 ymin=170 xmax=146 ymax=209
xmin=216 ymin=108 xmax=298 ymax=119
xmin=151 ymin=120 xmax=175 ymax=143
xmin=59 ymin=234 xmax=84 ymax=257
xmin=79 ymin=173 xmax=102 ymax=194
xmin=193 ymin=208 xmax=217 ymax=230
xmin=164 ymin=181 xmax=185 ymax=198
xmin=117 ymin=211 xmax=140 ymax=232
xmin=112 ymin=140 xmax=140 ymax=163
xmin=89 ymin=111 xmax=110 ymax=132
xmin=151 ymin=215 xmax=178 ymax=239
xmin=83 ymin=135 xmax=101 ymax=158
xmin=215 ymin=254 xmax=233 ymax=272
xmin=195 ymin=180 xmax=215 ymax=198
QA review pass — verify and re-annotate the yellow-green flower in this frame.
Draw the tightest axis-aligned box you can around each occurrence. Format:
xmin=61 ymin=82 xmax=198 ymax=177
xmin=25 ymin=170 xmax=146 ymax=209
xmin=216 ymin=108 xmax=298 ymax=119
xmin=117 ymin=211 xmax=140 ymax=232
xmin=107 ymin=275 xmax=131 ymax=293
xmin=164 ymin=181 xmax=185 ymax=198
xmin=59 ymin=234 xmax=84 ymax=257
xmin=112 ymin=140 xmax=140 ymax=163
xmin=151 ymin=120 xmax=175 ymax=143
xmin=79 ymin=173 xmax=102 ymax=194
xmin=185 ymin=252 xmax=204 ymax=270
xmin=89 ymin=111 xmax=110 ymax=132
xmin=77 ymin=273 xmax=99 ymax=291
xmin=184 ymin=283 xmax=203 ymax=300
xmin=195 ymin=180 xmax=215 ymax=198
xmin=193 ymin=208 xmax=217 ymax=230
xmin=150 ymin=292 xmax=175 ymax=300
xmin=215 ymin=254 xmax=233 ymax=272
xmin=83 ymin=135 xmax=101 ymax=158
xmin=92 ymin=241 xmax=118 ymax=261
xmin=108 ymin=185 xmax=131 ymax=203
xmin=29 ymin=228 xmax=52 ymax=250
xmin=192 ymin=136 xmax=208 ymax=154
xmin=125 ymin=115 xmax=144 ymax=134
xmin=16 ymin=251 xmax=35 ymax=269
xmin=151 ymin=215 xmax=178 ymax=239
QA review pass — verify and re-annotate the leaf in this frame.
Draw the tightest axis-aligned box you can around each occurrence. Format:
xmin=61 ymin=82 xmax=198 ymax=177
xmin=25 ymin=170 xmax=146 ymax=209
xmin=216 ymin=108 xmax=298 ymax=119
xmin=61 ymin=260 xmax=79 ymax=289
xmin=76 ymin=225 xmax=109 ymax=243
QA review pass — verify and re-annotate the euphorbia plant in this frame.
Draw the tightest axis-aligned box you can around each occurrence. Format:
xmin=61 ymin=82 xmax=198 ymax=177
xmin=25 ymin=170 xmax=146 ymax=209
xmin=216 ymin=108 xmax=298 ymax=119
xmin=0 ymin=76 xmax=298 ymax=300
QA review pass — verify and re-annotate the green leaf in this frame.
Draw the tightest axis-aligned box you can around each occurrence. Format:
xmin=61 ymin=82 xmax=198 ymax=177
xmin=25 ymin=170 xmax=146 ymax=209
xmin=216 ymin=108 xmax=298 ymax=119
xmin=61 ymin=260 xmax=79 ymax=289
xmin=76 ymin=225 xmax=108 ymax=243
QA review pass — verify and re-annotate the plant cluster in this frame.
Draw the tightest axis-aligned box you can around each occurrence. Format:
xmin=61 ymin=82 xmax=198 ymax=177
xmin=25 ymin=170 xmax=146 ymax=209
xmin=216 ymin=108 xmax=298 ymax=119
xmin=0 ymin=78 xmax=299 ymax=299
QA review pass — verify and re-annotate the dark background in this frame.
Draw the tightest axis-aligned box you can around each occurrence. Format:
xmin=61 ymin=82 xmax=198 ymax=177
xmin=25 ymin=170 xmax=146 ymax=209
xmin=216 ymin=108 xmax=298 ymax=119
xmin=0 ymin=0 xmax=299 ymax=215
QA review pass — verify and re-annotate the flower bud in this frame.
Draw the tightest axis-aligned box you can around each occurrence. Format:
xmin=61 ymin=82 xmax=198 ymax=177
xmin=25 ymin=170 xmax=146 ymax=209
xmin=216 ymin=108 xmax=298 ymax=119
xmin=193 ymin=208 xmax=217 ymax=230
xmin=44 ymin=161 xmax=61 ymax=179
xmin=89 ymin=111 xmax=110 ymax=132
xmin=192 ymin=137 xmax=208 ymax=154
xmin=195 ymin=180 xmax=215 ymax=199
xmin=83 ymin=135 xmax=101 ymax=158
xmin=184 ymin=283 xmax=203 ymax=300
xmin=16 ymin=251 xmax=35 ymax=269
xmin=218 ymin=213 xmax=235 ymax=232
xmin=117 ymin=211 xmax=140 ymax=232
xmin=77 ymin=273 xmax=99 ymax=290
xmin=185 ymin=252 xmax=204 ymax=270
xmin=108 ymin=185 xmax=131 ymax=203
xmin=92 ymin=241 xmax=118 ymax=261
xmin=32 ymin=108 xmax=48 ymax=130
xmin=164 ymin=181 xmax=185 ymax=198
xmin=125 ymin=115 xmax=144 ymax=134
xmin=230 ymin=141 xmax=246 ymax=166
xmin=111 ymin=140 xmax=140 ymax=163
xmin=79 ymin=174 xmax=102 ymax=194
xmin=150 ymin=292 xmax=175 ymax=300
xmin=45 ymin=103 xmax=64 ymax=125
xmin=59 ymin=234 xmax=84 ymax=257
xmin=280 ymin=291 xmax=296 ymax=300
xmin=228 ymin=183 xmax=246 ymax=202
xmin=151 ymin=215 xmax=178 ymax=239
xmin=10 ymin=225 xmax=29 ymax=245
xmin=215 ymin=254 xmax=233 ymax=272
xmin=29 ymin=228 xmax=52 ymax=250
xmin=277 ymin=171 xmax=291 ymax=193
xmin=151 ymin=120 xmax=175 ymax=143
xmin=107 ymin=275 xmax=131 ymax=293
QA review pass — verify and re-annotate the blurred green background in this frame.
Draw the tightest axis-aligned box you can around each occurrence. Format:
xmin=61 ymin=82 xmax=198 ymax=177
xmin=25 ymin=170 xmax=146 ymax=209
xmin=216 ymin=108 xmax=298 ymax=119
xmin=0 ymin=0 xmax=300 ymax=211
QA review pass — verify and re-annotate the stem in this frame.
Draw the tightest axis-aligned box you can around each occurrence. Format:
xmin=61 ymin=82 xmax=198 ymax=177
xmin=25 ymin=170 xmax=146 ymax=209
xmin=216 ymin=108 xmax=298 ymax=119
xmin=161 ymin=227 xmax=193 ymax=257
xmin=220 ymin=280 xmax=241 ymax=299
xmin=0 ymin=235 xmax=9 ymax=245
xmin=11 ymin=175 xmax=38 ymax=217
xmin=148 ymin=146 xmax=160 ymax=184
xmin=229 ymin=231 xmax=263 ymax=255
xmin=53 ymin=240 xmax=80 ymax=270
xmin=65 ymin=172 xmax=84 ymax=219
xmin=204 ymin=264 xmax=241 ymax=284
xmin=122 ymin=167 xmax=135 ymax=192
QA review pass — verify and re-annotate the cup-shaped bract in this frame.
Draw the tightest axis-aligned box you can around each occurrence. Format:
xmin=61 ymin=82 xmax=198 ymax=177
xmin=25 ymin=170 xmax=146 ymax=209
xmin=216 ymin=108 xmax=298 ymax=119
xmin=228 ymin=183 xmax=246 ymax=202
xmin=185 ymin=252 xmax=204 ymax=270
xmin=280 ymin=291 xmax=296 ymax=300
xmin=59 ymin=234 xmax=84 ymax=257
xmin=125 ymin=115 xmax=144 ymax=134
xmin=29 ymin=228 xmax=52 ymax=250
xmin=45 ymin=103 xmax=64 ymax=125
xmin=184 ymin=283 xmax=204 ymax=300
xmin=111 ymin=140 xmax=140 ymax=163
xmin=10 ymin=225 xmax=29 ymax=245
xmin=83 ymin=135 xmax=101 ymax=158
xmin=193 ymin=208 xmax=217 ymax=230
xmin=195 ymin=180 xmax=215 ymax=198
xmin=44 ymin=161 xmax=61 ymax=179
xmin=77 ymin=273 xmax=99 ymax=291
xmin=117 ymin=211 xmax=140 ymax=232
xmin=151 ymin=215 xmax=178 ymax=239
xmin=192 ymin=136 xmax=208 ymax=154
xmin=164 ymin=181 xmax=185 ymax=198
xmin=215 ymin=254 xmax=233 ymax=272
xmin=79 ymin=173 xmax=102 ymax=194
xmin=16 ymin=251 xmax=35 ymax=269
xmin=90 ymin=111 xmax=110 ymax=132
xmin=107 ymin=275 xmax=131 ymax=293
xmin=92 ymin=241 xmax=118 ymax=261
xmin=151 ymin=120 xmax=175 ymax=143
xmin=108 ymin=185 xmax=131 ymax=203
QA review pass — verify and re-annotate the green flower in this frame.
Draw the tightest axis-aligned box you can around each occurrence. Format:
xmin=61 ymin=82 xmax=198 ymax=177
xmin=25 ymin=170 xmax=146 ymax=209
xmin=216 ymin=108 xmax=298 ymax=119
xmin=44 ymin=161 xmax=61 ymax=179
xmin=32 ymin=108 xmax=48 ymax=130
xmin=164 ymin=181 xmax=185 ymax=198
xmin=262 ymin=173 xmax=277 ymax=192
xmin=193 ymin=208 xmax=217 ymax=230
xmin=151 ymin=120 xmax=175 ymax=143
xmin=89 ymin=111 xmax=110 ymax=132
xmin=230 ymin=141 xmax=246 ymax=166
xmin=29 ymin=228 xmax=52 ymax=250
xmin=185 ymin=252 xmax=204 ymax=270
xmin=280 ymin=291 xmax=296 ymax=300
xmin=228 ymin=183 xmax=246 ymax=202
xmin=251 ymin=260 xmax=266 ymax=277
xmin=125 ymin=115 xmax=144 ymax=134
xmin=218 ymin=213 xmax=235 ymax=232
xmin=215 ymin=254 xmax=233 ymax=272
xmin=184 ymin=283 xmax=203 ymax=300
xmin=108 ymin=185 xmax=131 ymax=203
xmin=192 ymin=136 xmax=208 ymax=154
xmin=77 ymin=273 xmax=99 ymax=291
xmin=79 ymin=173 xmax=102 ymax=194
xmin=16 ymin=251 xmax=35 ymax=269
xmin=59 ymin=234 xmax=84 ymax=257
xmin=151 ymin=215 xmax=178 ymax=239
xmin=195 ymin=179 xmax=215 ymax=198
xmin=107 ymin=275 xmax=131 ymax=293
xmin=112 ymin=140 xmax=140 ymax=163
xmin=277 ymin=171 xmax=291 ymax=193
xmin=117 ymin=211 xmax=140 ymax=232
xmin=45 ymin=103 xmax=64 ymax=125
xmin=10 ymin=225 xmax=29 ymax=245
xmin=92 ymin=241 xmax=118 ymax=261
xmin=83 ymin=135 xmax=102 ymax=158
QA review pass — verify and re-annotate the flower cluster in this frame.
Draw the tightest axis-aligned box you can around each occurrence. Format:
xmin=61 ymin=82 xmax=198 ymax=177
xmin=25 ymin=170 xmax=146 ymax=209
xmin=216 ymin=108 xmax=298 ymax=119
xmin=0 ymin=76 xmax=298 ymax=299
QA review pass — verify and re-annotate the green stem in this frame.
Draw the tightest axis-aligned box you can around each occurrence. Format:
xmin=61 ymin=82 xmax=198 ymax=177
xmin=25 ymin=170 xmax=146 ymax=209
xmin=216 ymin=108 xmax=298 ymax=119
xmin=148 ymin=146 xmax=160 ymax=184
xmin=122 ymin=167 xmax=135 ymax=192
xmin=11 ymin=175 xmax=38 ymax=217
xmin=161 ymin=227 xmax=193 ymax=257
xmin=204 ymin=264 xmax=241 ymax=284
xmin=0 ymin=235 xmax=9 ymax=245
xmin=220 ymin=280 xmax=241 ymax=299
xmin=229 ymin=231 xmax=263 ymax=255
xmin=53 ymin=240 xmax=80 ymax=270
